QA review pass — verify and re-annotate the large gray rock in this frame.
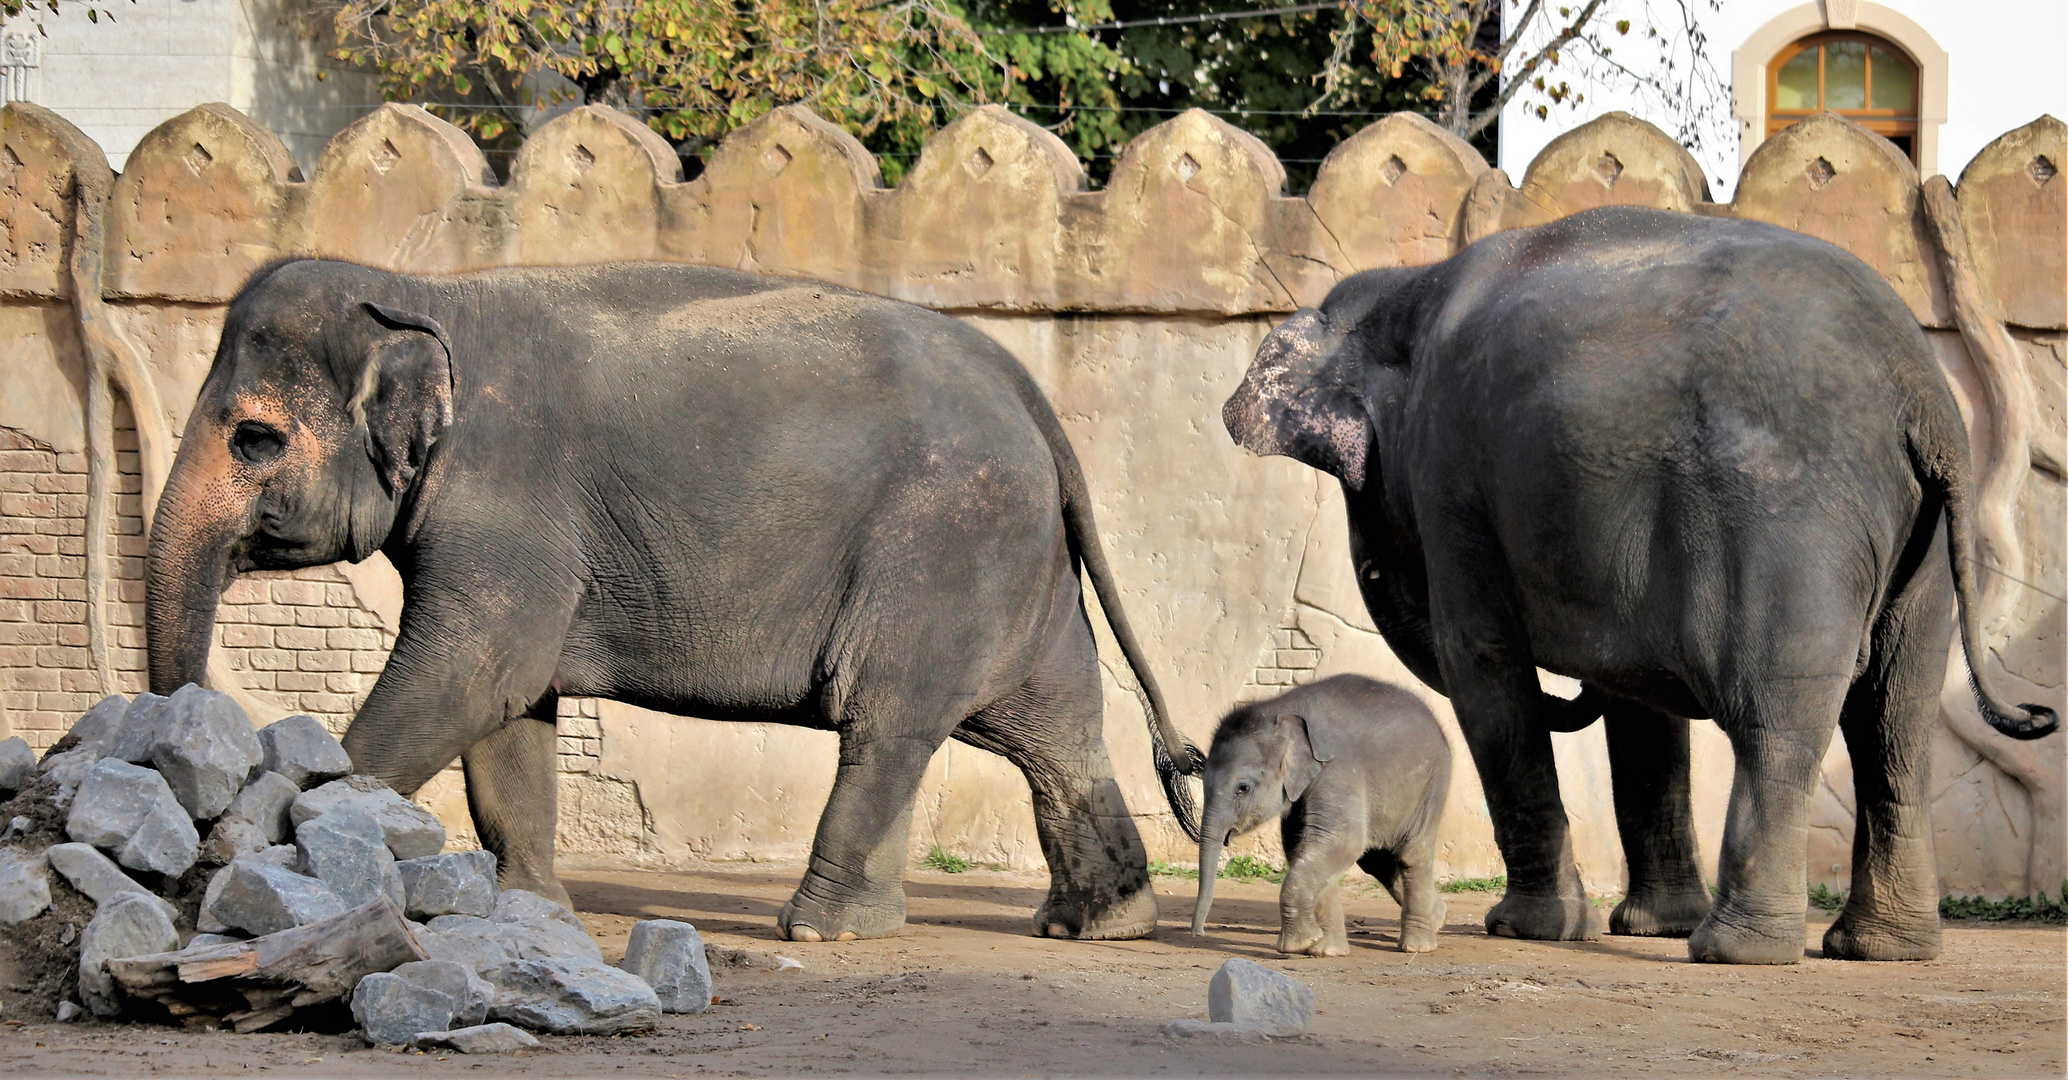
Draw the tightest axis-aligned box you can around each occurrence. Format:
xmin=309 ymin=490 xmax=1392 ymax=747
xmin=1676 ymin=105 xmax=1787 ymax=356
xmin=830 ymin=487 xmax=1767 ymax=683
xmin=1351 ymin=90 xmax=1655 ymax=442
xmin=35 ymin=745 xmax=101 ymax=799
xmin=65 ymin=759 xmax=198 ymax=877
xmin=197 ymin=858 xmax=347 ymax=936
xmin=104 ymin=692 xmax=171 ymax=764
xmin=1206 ymin=957 xmax=1313 ymax=1036
xmin=42 ymin=843 xmax=178 ymax=920
xmin=199 ymin=817 xmax=270 ymax=865
xmin=290 ymin=777 xmax=445 ymax=860
xmin=0 ymin=848 xmax=51 ymax=923
xmin=56 ymin=694 xmax=129 ymax=757
xmin=295 ymin=810 xmax=404 ymax=909
xmin=352 ymin=971 xmax=456 ymax=1046
xmin=148 ymin=684 xmax=264 ymax=820
xmin=493 ymin=888 xmax=583 ymax=930
xmin=485 ymin=957 xmax=661 ymax=1035
xmin=196 ymin=846 xmax=300 ymax=932
xmin=118 ymin=798 xmax=203 ymax=877
xmin=78 ymin=893 xmax=178 ymax=1017
xmin=417 ymin=915 xmax=520 ymax=975
xmin=619 ymin=919 xmax=713 ymax=1014
xmin=409 ymin=1023 xmax=539 ymax=1054
xmin=488 ymin=891 xmax=601 ymax=962
xmin=0 ymin=736 xmax=36 ymax=794
xmin=257 ymin=715 xmax=353 ymax=790
xmin=221 ymin=771 xmax=299 ymax=844
xmin=398 ymin=850 xmax=497 ymax=919
xmin=394 ymin=959 xmax=493 ymax=1028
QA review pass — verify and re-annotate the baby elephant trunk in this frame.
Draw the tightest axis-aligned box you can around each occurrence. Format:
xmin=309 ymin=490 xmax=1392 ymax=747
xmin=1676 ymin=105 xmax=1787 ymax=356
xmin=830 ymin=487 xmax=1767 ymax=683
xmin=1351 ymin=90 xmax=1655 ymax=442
xmin=1191 ymin=826 xmax=1226 ymax=935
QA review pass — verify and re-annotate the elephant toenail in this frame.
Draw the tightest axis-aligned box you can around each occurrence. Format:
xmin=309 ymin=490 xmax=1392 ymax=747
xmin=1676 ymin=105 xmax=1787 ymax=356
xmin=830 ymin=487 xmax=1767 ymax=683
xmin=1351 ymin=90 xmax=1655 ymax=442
xmin=1047 ymin=923 xmax=1069 ymax=938
xmin=835 ymin=930 xmax=858 ymax=941
xmin=792 ymin=926 xmax=823 ymax=943
xmin=1492 ymin=924 xmax=1517 ymax=938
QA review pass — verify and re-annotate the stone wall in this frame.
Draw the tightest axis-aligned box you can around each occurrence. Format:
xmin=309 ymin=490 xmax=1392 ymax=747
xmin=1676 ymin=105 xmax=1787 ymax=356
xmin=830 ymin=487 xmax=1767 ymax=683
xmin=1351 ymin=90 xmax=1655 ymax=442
xmin=0 ymin=98 xmax=2060 ymax=899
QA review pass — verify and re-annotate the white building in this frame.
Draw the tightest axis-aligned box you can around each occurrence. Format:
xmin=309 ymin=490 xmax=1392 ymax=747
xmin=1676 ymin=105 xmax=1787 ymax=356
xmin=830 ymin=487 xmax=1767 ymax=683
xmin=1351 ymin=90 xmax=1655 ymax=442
xmin=1499 ymin=0 xmax=2068 ymax=195
xmin=0 ymin=0 xmax=377 ymax=171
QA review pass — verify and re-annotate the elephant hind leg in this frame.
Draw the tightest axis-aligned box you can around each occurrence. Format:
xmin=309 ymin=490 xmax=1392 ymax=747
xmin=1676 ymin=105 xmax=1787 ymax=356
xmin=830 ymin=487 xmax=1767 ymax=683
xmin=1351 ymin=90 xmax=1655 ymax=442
xmin=955 ymin=615 xmax=1156 ymax=941
xmin=1824 ymin=533 xmax=1954 ymax=962
xmin=464 ymin=693 xmax=571 ymax=908
xmin=778 ymin=731 xmax=935 ymax=943
xmin=1604 ymin=702 xmax=1713 ymax=938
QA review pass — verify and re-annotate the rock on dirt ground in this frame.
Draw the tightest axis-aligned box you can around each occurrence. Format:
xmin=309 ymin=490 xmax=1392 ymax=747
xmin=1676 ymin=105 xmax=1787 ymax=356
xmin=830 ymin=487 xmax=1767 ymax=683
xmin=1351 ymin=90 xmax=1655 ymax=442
xmin=0 ymin=859 xmax=2061 ymax=1077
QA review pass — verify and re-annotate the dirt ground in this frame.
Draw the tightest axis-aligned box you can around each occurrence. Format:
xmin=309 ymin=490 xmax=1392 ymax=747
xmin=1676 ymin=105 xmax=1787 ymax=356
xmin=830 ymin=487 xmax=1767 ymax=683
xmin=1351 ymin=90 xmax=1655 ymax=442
xmin=1 ymin=858 xmax=2061 ymax=1078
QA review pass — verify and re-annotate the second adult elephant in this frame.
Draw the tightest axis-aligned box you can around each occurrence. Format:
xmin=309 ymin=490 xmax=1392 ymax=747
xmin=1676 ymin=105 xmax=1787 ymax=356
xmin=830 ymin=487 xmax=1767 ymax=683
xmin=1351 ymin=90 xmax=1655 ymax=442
xmin=144 ymin=260 xmax=1203 ymax=943
xmin=1222 ymin=207 xmax=2055 ymax=964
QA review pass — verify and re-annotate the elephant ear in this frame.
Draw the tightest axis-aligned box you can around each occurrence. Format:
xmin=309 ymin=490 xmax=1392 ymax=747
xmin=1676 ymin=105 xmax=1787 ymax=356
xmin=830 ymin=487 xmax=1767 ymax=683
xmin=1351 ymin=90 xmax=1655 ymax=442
xmin=1277 ymin=712 xmax=1332 ymax=804
xmin=351 ymin=302 xmax=454 ymax=497
xmin=1285 ymin=713 xmax=1333 ymax=763
xmin=1222 ymin=310 xmax=1374 ymax=490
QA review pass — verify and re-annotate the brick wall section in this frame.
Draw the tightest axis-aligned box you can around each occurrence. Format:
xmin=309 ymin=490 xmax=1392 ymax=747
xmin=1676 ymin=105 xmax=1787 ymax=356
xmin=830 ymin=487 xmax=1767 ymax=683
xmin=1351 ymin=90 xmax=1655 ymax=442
xmin=558 ymin=697 xmax=602 ymax=773
xmin=1236 ymin=612 xmax=1321 ymax=703
xmin=215 ymin=568 xmax=396 ymax=738
xmin=0 ymin=414 xmax=146 ymax=751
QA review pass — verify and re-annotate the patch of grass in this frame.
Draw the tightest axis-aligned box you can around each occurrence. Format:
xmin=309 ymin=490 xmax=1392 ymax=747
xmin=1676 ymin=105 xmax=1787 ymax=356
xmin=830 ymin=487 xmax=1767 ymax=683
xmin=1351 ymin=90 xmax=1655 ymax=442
xmin=1939 ymin=888 xmax=2068 ymax=924
xmin=1147 ymin=857 xmax=1285 ymax=883
xmin=1440 ymin=875 xmax=1507 ymax=894
xmin=1809 ymin=883 xmax=1849 ymax=913
xmin=919 ymin=846 xmax=1003 ymax=874
xmin=1220 ymin=855 xmax=1285 ymax=883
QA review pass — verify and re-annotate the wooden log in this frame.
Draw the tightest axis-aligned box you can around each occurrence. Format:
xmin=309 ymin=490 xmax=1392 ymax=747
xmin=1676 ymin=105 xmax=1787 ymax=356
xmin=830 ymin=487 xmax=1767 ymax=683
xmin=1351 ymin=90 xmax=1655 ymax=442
xmin=107 ymin=894 xmax=426 ymax=1031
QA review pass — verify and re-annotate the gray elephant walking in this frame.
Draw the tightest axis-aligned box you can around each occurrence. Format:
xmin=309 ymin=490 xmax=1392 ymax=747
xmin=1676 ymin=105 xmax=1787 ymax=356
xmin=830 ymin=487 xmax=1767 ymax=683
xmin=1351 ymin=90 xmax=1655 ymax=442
xmin=1192 ymin=675 xmax=1451 ymax=954
xmin=1222 ymin=207 xmax=2055 ymax=964
xmin=144 ymin=260 xmax=1203 ymax=943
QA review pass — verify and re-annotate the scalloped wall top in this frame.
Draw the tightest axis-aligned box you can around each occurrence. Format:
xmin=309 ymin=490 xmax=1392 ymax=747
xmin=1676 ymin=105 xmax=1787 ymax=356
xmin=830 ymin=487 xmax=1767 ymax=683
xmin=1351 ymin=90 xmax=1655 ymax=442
xmin=0 ymin=102 xmax=2058 ymax=327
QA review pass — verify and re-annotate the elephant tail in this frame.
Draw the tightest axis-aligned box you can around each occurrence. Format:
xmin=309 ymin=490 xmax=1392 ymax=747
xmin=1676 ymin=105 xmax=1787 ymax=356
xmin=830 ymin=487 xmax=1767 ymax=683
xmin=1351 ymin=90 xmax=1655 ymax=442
xmin=1908 ymin=419 xmax=2058 ymax=740
xmin=1544 ymin=684 xmax=1612 ymax=733
xmin=1012 ymin=376 xmax=1205 ymax=842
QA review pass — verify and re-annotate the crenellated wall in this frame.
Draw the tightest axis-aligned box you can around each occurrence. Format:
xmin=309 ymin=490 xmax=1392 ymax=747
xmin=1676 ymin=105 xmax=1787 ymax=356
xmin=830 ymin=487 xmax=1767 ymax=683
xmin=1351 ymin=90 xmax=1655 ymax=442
xmin=1 ymin=98 xmax=2060 ymax=900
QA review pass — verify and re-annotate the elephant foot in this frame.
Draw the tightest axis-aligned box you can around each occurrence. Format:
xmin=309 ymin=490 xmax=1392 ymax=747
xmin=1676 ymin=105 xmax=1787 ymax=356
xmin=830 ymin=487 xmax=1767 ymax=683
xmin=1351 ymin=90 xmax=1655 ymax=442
xmin=1821 ymin=910 xmax=1940 ymax=962
xmin=1687 ymin=911 xmax=1805 ymax=964
xmin=1399 ymin=897 xmax=1445 ymax=953
xmin=499 ymin=867 xmax=574 ymax=911
xmin=778 ymin=880 xmax=907 ymax=943
xmin=1276 ymin=921 xmax=1349 ymax=956
xmin=1610 ymin=884 xmax=1712 ymax=938
xmin=1486 ymin=891 xmax=1601 ymax=941
xmin=1034 ymin=882 xmax=1158 ymax=941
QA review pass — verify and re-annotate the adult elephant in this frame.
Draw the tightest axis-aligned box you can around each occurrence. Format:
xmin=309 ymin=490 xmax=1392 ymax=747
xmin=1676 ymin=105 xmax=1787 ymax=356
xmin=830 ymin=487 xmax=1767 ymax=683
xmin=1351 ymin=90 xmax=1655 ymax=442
xmin=146 ymin=259 xmax=1203 ymax=943
xmin=1221 ymin=207 xmax=2056 ymax=964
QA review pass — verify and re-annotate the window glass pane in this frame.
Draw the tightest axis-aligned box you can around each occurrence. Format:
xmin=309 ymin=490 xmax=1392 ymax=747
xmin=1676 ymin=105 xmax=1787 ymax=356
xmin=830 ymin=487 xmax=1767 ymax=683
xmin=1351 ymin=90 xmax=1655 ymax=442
xmin=1825 ymin=39 xmax=1866 ymax=109
xmin=1775 ymin=47 xmax=1820 ymax=110
xmin=1871 ymin=45 xmax=1916 ymax=111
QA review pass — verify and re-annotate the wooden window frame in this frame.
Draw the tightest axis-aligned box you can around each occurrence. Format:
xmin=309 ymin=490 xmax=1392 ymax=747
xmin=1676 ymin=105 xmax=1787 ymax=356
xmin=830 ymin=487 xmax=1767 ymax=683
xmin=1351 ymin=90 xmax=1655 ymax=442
xmin=1766 ymin=30 xmax=1921 ymax=157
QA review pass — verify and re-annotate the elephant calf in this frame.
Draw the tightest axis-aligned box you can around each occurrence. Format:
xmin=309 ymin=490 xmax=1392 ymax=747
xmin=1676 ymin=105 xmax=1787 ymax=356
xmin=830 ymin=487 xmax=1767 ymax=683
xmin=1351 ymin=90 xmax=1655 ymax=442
xmin=1192 ymin=674 xmax=1451 ymax=954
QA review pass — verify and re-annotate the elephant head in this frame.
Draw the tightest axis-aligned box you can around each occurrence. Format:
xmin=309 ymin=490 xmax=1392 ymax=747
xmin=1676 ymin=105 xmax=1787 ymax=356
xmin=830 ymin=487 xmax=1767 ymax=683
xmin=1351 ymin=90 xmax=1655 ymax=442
xmin=1190 ymin=708 xmax=1334 ymax=934
xmin=1221 ymin=268 xmax=1430 ymax=492
xmin=146 ymin=260 xmax=453 ymax=695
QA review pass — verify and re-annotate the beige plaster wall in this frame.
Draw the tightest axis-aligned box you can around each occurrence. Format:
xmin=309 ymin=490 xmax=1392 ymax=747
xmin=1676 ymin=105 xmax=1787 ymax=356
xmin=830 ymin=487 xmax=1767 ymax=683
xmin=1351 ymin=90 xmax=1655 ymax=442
xmin=0 ymin=99 xmax=2059 ymax=901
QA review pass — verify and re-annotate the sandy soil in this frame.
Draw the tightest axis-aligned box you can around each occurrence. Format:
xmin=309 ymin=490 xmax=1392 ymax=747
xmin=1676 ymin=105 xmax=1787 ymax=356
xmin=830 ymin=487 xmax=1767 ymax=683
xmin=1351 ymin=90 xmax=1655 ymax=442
xmin=1 ymin=858 xmax=2061 ymax=1078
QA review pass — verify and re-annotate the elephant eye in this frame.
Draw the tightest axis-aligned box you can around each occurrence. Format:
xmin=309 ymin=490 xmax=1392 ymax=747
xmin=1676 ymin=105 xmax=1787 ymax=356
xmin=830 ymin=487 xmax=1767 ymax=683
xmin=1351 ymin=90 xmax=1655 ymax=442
xmin=231 ymin=420 xmax=287 ymax=465
xmin=1235 ymin=782 xmax=1252 ymax=797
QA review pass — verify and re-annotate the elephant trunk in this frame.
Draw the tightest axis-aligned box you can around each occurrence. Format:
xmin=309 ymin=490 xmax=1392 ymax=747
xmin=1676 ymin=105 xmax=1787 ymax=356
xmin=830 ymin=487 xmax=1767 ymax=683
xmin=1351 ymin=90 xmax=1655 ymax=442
xmin=1191 ymin=808 xmax=1231 ymax=935
xmin=145 ymin=428 xmax=245 ymax=695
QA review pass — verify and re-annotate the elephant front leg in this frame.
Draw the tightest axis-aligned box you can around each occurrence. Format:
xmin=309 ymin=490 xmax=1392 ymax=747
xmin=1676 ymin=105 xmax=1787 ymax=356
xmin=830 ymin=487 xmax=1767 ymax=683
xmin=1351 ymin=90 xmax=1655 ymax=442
xmin=463 ymin=697 xmax=570 ymax=908
xmin=1604 ymin=702 xmax=1712 ymax=937
xmin=1278 ymin=825 xmax=1359 ymax=956
xmin=779 ymin=734 xmax=936 ymax=942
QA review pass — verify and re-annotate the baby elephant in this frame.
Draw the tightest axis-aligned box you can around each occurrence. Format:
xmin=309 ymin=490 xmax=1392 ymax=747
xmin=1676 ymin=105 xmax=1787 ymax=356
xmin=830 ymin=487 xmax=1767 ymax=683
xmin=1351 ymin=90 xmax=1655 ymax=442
xmin=1191 ymin=674 xmax=1452 ymax=954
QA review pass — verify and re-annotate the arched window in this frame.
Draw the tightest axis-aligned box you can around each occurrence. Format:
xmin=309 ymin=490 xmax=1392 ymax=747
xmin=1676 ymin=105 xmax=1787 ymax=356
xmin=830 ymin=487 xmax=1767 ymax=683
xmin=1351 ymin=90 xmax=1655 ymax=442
xmin=1767 ymin=31 xmax=1920 ymax=161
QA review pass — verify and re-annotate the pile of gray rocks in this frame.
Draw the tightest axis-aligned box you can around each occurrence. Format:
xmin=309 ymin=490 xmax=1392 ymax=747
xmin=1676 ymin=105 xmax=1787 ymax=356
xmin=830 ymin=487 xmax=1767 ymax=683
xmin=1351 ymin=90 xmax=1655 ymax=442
xmin=0 ymin=687 xmax=714 ymax=1051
